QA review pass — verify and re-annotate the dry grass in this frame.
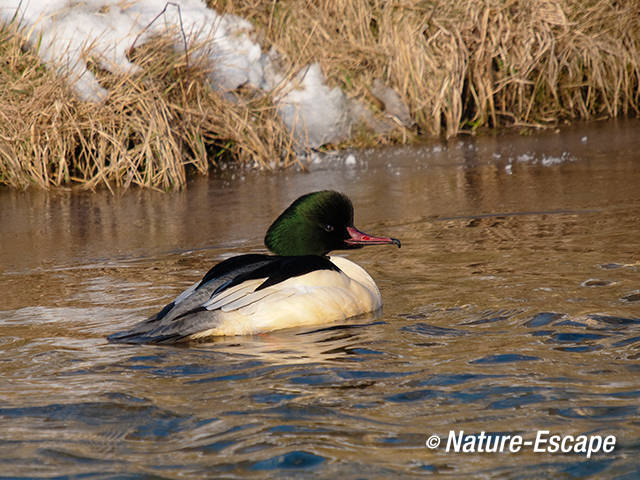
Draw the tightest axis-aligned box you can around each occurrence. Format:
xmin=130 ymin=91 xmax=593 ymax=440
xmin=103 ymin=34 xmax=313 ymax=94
xmin=2 ymin=0 xmax=639 ymax=189
xmin=218 ymin=0 xmax=640 ymax=136
xmin=0 ymin=24 xmax=296 ymax=190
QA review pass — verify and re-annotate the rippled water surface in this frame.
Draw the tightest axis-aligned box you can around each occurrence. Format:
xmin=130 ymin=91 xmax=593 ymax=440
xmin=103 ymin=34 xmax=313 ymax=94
xmin=1 ymin=120 xmax=640 ymax=479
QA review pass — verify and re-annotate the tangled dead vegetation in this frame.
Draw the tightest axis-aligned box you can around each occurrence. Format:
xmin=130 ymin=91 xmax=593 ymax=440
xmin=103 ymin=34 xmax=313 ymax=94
xmin=1 ymin=0 xmax=638 ymax=189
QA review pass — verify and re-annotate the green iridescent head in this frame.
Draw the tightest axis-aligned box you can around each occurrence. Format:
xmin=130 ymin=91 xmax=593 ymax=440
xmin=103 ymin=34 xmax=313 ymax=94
xmin=264 ymin=190 xmax=401 ymax=256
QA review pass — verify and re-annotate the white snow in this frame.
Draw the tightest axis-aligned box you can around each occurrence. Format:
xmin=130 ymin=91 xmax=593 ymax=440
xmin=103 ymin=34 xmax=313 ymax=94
xmin=344 ymin=153 xmax=356 ymax=166
xmin=2 ymin=0 xmax=266 ymax=101
xmin=1 ymin=0 xmax=396 ymax=149
xmin=276 ymin=63 xmax=350 ymax=149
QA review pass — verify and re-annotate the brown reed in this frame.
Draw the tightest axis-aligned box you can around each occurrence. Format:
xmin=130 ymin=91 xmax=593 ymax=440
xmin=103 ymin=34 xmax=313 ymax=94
xmin=0 ymin=25 xmax=295 ymax=190
xmin=217 ymin=0 xmax=640 ymax=135
xmin=1 ymin=0 xmax=638 ymax=189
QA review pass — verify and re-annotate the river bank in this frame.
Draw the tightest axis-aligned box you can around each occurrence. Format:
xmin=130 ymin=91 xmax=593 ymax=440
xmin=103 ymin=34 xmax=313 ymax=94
xmin=1 ymin=0 xmax=638 ymax=189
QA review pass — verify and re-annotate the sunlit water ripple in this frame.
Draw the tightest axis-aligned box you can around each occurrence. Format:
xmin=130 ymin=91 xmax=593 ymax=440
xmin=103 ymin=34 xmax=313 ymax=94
xmin=1 ymin=120 xmax=639 ymax=478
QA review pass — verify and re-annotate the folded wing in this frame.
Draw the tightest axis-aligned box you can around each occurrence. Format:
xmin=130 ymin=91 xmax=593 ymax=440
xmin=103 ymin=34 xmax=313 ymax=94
xmin=108 ymin=254 xmax=340 ymax=343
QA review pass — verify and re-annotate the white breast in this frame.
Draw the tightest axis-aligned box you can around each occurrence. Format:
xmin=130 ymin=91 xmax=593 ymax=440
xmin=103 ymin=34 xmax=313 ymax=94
xmin=190 ymin=256 xmax=382 ymax=338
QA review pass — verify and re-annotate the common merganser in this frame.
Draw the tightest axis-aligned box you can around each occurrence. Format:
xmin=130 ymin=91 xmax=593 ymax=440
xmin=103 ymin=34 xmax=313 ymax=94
xmin=108 ymin=190 xmax=400 ymax=343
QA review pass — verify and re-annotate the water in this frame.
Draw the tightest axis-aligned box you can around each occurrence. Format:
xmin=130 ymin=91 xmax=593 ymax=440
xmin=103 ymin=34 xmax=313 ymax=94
xmin=1 ymin=120 xmax=639 ymax=479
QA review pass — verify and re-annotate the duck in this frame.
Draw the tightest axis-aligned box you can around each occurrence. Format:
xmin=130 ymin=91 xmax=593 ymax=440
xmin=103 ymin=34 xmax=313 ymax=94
xmin=108 ymin=190 xmax=400 ymax=344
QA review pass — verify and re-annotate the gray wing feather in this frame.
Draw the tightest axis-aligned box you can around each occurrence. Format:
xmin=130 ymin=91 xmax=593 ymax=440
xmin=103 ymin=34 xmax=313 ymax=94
xmin=157 ymin=259 xmax=274 ymax=321
xmin=108 ymin=257 xmax=274 ymax=343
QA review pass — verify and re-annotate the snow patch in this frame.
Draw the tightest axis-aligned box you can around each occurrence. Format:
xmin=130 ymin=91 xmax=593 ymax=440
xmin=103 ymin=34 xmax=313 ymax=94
xmin=3 ymin=0 xmax=264 ymax=101
xmin=2 ymin=0 xmax=412 ymax=150
xmin=344 ymin=153 xmax=356 ymax=166
xmin=276 ymin=63 xmax=350 ymax=149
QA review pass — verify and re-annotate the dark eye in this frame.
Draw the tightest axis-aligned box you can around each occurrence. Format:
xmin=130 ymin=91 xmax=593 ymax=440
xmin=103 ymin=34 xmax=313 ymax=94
xmin=323 ymin=224 xmax=334 ymax=232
